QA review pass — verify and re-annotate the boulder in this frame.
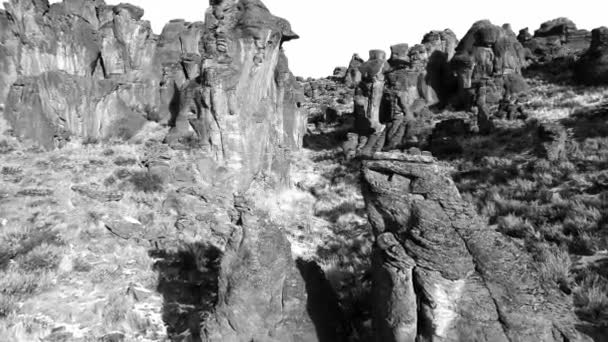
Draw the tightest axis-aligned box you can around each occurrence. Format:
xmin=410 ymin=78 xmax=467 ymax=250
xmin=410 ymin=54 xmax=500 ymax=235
xmin=332 ymin=66 xmax=348 ymax=79
xmin=362 ymin=151 xmax=592 ymax=342
xmin=166 ymin=0 xmax=307 ymax=191
xmin=574 ymin=27 xmax=608 ymax=85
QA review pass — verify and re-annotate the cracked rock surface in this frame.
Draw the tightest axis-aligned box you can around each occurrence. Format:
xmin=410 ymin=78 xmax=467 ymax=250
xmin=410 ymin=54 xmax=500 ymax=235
xmin=362 ymin=151 xmax=592 ymax=342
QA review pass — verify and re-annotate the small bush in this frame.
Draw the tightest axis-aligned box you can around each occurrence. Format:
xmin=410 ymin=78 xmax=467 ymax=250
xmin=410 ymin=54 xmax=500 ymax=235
xmin=114 ymin=156 xmax=138 ymax=166
xmin=535 ymin=244 xmax=572 ymax=290
xmin=1 ymin=166 xmax=22 ymax=176
xmin=114 ymin=168 xmax=133 ymax=180
xmin=0 ymin=294 xmax=16 ymax=318
xmin=103 ymin=176 xmax=117 ymax=187
xmin=574 ymin=273 xmax=608 ymax=324
xmin=102 ymin=292 xmax=133 ymax=327
xmin=16 ymin=243 xmax=62 ymax=272
xmin=102 ymin=148 xmax=115 ymax=156
xmin=72 ymin=256 xmax=93 ymax=273
xmin=497 ymin=214 xmax=537 ymax=239
xmin=129 ymin=171 xmax=164 ymax=193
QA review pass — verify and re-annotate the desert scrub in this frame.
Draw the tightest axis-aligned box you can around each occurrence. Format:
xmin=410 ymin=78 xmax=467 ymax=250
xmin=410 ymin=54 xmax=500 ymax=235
xmin=533 ymin=243 xmax=573 ymax=291
xmin=129 ymin=171 xmax=164 ymax=193
xmin=114 ymin=156 xmax=138 ymax=166
xmin=574 ymin=273 xmax=608 ymax=324
xmin=102 ymin=292 xmax=134 ymax=328
xmin=0 ymin=294 xmax=16 ymax=318
xmin=15 ymin=243 xmax=62 ymax=272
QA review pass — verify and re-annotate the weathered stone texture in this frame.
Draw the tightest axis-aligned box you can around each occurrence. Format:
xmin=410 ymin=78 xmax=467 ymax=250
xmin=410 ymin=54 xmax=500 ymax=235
xmin=520 ymin=18 xmax=592 ymax=62
xmin=165 ymin=0 xmax=306 ymax=191
xmin=362 ymin=151 xmax=592 ymax=342
xmin=0 ymin=0 xmax=166 ymax=148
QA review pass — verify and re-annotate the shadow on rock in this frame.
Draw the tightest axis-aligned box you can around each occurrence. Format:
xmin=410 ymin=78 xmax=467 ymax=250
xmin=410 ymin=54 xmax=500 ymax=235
xmin=296 ymin=259 xmax=348 ymax=342
xmin=561 ymin=102 xmax=608 ymax=141
xmin=149 ymin=243 xmax=222 ymax=342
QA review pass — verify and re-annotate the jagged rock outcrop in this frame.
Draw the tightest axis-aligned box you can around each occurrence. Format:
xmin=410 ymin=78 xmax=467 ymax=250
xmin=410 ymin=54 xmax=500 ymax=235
xmin=574 ymin=27 xmax=608 ymax=85
xmin=332 ymin=66 xmax=348 ymax=79
xmin=351 ymin=29 xmax=458 ymax=149
xmin=519 ymin=18 xmax=591 ymax=63
xmin=344 ymin=53 xmax=365 ymax=87
xmin=201 ymin=196 xmax=317 ymax=342
xmin=362 ymin=151 xmax=592 ymax=342
xmin=165 ymin=0 xmax=306 ymax=191
xmin=449 ymin=20 xmax=528 ymax=134
xmin=0 ymin=0 xmax=170 ymax=148
xmin=156 ymin=19 xmax=205 ymax=122
xmin=354 ymin=50 xmax=390 ymax=134
xmin=452 ymin=20 xmax=528 ymax=106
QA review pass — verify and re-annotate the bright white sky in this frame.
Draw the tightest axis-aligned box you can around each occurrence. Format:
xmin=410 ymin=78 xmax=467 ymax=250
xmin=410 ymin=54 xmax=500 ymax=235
xmin=52 ymin=0 xmax=607 ymax=77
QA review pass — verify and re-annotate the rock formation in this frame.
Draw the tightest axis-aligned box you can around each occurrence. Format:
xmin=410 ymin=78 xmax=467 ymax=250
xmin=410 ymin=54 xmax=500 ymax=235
xmin=354 ymin=50 xmax=390 ymax=134
xmin=199 ymin=195 xmax=317 ymax=342
xmin=332 ymin=66 xmax=348 ymax=79
xmin=574 ymin=27 xmax=608 ymax=85
xmin=165 ymin=0 xmax=306 ymax=191
xmin=450 ymin=20 xmax=528 ymax=133
xmin=362 ymin=150 xmax=592 ymax=342
xmin=344 ymin=53 xmax=365 ymax=87
xmin=519 ymin=18 xmax=591 ymax=63
xmin=350 ymin=29 xmax=459 ymax=149
xmin=0 ymin=0 xmax=174 ymax=148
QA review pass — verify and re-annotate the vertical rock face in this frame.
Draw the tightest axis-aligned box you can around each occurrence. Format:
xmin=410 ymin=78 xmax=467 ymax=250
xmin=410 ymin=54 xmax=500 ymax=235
xmin=166 ymin=0 xmax=306 ymax=191
xmin=156 ymin=19 xmax=205 ymax=122
xmin=362 ymin=151 xmax=592 ymax=342
xmin=0 ymin=0 xmax=166 ymax=148
xmin=354 ymin=50 xmax=390 ymax=134
xmin=575 ymin=27 xmax=608 ymax=85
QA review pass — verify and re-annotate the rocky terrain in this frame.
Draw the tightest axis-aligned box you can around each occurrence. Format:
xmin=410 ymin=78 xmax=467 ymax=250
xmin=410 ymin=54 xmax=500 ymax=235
xmin=1 ymin=0 xmax=607 ymax=341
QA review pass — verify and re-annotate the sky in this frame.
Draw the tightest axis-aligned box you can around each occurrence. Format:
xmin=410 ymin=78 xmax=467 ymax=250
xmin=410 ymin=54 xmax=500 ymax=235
xmin=53 ymin=0 xmax=607 ymax=77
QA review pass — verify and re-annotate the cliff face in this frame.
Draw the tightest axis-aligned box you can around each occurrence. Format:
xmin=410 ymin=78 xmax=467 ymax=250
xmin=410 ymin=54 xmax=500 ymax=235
xmin=166 ymin=0 xmax=306 ymax=191
xmin=0 ymin=0 xmax=205 ymax=148
xmin=1 ymin=0 xmax=306 ymax=191
xmin=362 ymin=151 xmax=592 ymax=342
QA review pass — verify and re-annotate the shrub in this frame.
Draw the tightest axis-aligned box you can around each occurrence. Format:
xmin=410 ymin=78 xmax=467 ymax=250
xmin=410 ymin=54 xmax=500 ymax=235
xmin=497 ymin=214 xmax=537 ymax=239
xmin=102 ymin=292 xmax=133 ymax=327
xmin=114 ymin=156 xmax=138 ymax=166
xmin=16 ymin=243 xmax=61 ymax=272
xmin=535 ymin=244 xmax=572 ymax=290
xmin=0 ymin=294 xmax=16 ymax=318
xmin=574 ymin=273 xmax=608 ymax=324
xmin=129 ymin=171 xmax=164 ymax=193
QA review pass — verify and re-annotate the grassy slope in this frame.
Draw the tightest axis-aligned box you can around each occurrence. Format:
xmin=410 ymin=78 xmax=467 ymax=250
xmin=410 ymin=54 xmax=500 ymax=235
xmin=449 ymin=77 xmax=608 ymax=329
